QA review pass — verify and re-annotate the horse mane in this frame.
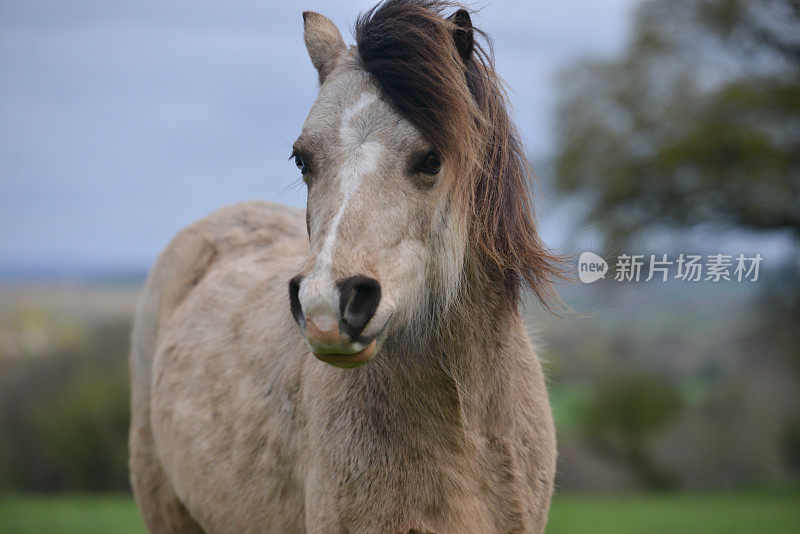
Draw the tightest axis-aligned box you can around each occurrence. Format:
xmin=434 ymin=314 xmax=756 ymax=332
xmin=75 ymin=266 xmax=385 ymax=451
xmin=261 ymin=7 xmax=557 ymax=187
xmin=355 ymin=0 xmax=565 ymax=310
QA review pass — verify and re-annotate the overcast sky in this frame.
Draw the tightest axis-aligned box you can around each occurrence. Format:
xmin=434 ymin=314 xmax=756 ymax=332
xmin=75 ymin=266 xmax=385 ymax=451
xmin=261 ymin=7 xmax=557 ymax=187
xmin=0 ymin=0 xmax=640 ymax=271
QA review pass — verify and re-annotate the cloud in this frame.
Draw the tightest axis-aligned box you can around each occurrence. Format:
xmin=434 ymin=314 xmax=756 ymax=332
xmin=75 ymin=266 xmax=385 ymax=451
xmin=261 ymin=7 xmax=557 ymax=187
xmin=0 ymin=0 xmax=638 ymax=268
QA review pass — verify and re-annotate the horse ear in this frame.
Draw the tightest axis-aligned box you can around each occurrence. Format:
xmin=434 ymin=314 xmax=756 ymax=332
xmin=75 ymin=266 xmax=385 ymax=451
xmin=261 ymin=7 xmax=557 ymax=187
xmin=302 ymin=11 xmax=346 ymax=84
xmin=449 ymin=9 xmax=474 ymax=63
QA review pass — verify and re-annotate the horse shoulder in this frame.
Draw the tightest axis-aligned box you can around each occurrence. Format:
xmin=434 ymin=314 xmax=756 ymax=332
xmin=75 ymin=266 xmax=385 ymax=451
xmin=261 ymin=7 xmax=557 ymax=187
xmin=132 ymin=200 xmax=303 ymax=390
xmin=499 ymin=323 xmax=557 ymax=533
xmin=130 ymin=201 xmax=308 ymax=532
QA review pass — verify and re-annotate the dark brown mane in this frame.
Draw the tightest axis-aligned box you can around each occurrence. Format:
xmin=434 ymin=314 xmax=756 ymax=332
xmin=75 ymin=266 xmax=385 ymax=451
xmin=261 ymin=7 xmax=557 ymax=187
xmin=355 ymin=0 xmax=565 ymax=309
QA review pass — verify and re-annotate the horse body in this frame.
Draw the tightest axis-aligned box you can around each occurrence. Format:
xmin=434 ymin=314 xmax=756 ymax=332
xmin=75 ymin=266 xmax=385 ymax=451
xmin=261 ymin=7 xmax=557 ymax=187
xmin=131 ymin=201 xmax=555 ymax=533
xmin=131 ymin=2 xmax=560 ymax=532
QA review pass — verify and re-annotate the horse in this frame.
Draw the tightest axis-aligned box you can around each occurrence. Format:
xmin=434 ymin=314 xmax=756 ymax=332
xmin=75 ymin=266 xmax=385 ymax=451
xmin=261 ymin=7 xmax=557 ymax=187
xmin=129 ymin=1 xmax=564 ymax=532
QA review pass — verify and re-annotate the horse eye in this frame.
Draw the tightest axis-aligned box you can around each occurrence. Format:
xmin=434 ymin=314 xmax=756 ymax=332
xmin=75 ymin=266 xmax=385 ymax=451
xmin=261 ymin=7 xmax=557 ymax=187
xmin=293 ymin=153 xmax=308 ymax=174
xmin=419 ymin=152 xmax=442 ymax=175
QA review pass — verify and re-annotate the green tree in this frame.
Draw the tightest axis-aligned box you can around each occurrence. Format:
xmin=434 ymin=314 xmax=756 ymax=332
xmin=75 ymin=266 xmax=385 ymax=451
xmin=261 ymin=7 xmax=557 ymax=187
xmin=553 ymin=0 xmax=800 ymax=484
xmin=583 ymin=374 xmax=683 ymax=489
xmin=553 ymin=0 xmax=800 ymax=245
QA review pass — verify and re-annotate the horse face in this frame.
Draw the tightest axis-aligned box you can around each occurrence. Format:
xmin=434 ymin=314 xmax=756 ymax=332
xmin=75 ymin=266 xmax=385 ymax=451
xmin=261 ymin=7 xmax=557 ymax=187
xmin=288 ymin=15 xmax=464 ymax=368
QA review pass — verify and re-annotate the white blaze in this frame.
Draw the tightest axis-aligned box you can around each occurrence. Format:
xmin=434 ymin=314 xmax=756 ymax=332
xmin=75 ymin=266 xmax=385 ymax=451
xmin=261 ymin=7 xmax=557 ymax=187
xmin=299 ymin=92 xmax=383 ymax=321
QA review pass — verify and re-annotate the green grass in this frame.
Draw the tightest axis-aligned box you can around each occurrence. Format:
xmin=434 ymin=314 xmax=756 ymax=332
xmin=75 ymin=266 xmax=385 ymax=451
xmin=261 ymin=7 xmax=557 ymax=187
xmin=548 ymin=492 xmax=800 ymax=533
xmin=0 ymin=492 xmax=798 ymax=533
xmin=0 ymin=494 xmax=144 ymax=534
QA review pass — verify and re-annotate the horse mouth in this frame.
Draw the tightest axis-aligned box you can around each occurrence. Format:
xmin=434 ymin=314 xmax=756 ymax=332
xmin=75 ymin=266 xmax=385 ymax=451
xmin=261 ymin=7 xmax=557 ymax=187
xmin=312 ymin=339 xmax=377 ymax=368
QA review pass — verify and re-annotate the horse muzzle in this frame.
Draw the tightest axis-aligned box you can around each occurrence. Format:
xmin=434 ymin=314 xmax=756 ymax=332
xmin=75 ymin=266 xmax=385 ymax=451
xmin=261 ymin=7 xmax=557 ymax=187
xmin=289 ymin=273 xmax=385 ymax=368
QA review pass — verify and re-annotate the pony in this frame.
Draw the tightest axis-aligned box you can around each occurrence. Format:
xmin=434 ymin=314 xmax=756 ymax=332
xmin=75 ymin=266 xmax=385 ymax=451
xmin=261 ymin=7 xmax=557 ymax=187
xmin=129 ymin=1 xmax=563 ymax=532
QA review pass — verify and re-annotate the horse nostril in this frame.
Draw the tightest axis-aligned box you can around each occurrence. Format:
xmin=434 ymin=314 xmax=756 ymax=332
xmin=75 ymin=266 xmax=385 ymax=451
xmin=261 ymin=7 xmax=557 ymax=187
xmin=337 ymin=275 xmax=381 ymax=339
xmin=288 ymin=275 xmax=305 ymax=328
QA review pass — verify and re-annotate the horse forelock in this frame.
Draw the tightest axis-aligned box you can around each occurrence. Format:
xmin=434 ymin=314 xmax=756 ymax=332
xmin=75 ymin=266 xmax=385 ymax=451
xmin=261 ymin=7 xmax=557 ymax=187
xmin=355 ymin=0 xmax=566 ymax=311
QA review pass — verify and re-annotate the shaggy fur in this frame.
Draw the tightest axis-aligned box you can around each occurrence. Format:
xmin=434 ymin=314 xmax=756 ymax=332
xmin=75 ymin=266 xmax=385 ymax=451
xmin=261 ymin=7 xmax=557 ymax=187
xmin=356 ymin=0 xmax=565 ymax=307
xmin=130 ymin=2 xmax=559 ymax=532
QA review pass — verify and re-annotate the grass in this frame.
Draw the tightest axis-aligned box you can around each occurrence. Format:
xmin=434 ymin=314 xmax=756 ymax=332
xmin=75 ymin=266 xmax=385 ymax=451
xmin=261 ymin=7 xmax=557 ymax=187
xmin=548 ymin=492 xmax=800 ymax=533
xmin=0 ymin=492 xmax=798 ymax=533
xmin=0 ymin=494 xmax=144 ymax=534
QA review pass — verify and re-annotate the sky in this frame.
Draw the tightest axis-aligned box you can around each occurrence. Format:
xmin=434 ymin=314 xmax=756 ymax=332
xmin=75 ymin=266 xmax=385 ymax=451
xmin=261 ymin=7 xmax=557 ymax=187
xmin=0 ymin=0 xmax=641 ymax=272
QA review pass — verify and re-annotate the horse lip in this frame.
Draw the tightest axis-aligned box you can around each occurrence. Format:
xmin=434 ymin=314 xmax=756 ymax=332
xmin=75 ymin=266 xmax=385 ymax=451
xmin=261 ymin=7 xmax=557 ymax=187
xmin=307 ymin=313 xmax=393 ymax=368
xmin=313 ymin=339 xmax=377 ymax=368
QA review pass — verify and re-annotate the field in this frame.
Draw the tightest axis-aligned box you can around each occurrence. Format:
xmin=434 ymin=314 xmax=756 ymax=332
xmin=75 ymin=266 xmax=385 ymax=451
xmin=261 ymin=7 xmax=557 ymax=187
xmin=1 ymin=493 xmax=798 ymax=533
xmin=548 ymin=493 xmax=800 ymax=533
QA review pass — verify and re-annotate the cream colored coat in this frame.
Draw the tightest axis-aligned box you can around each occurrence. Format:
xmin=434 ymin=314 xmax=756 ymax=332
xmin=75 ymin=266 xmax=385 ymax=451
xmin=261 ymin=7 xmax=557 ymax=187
xmin=130 ymin=4 xmax=557 ymax=533
xmin=130 ymin=201 xmax=555 ymax=533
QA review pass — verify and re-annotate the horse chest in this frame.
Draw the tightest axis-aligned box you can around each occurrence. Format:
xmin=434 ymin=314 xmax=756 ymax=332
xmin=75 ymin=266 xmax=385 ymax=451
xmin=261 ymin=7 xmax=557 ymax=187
xmin=150 ymin=337 xmax=308 ymax=532
xmin=302 ymin=389 xmax=524 ymax=533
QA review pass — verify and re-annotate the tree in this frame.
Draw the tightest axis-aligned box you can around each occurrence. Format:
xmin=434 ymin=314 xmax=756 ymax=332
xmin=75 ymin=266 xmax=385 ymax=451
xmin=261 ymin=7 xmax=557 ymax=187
xmin=553 ymin=0 xmax=800 ymax=246
xmin=553 ymin=1 xmax=800 ymax=483
xmin=583 ymin=374 xmax=683 ymax=489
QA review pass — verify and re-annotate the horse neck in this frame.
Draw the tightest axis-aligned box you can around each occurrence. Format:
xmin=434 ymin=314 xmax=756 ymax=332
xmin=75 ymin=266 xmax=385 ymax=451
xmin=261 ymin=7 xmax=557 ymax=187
xmin=376 ymin=252 xmax=521 ymax=429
